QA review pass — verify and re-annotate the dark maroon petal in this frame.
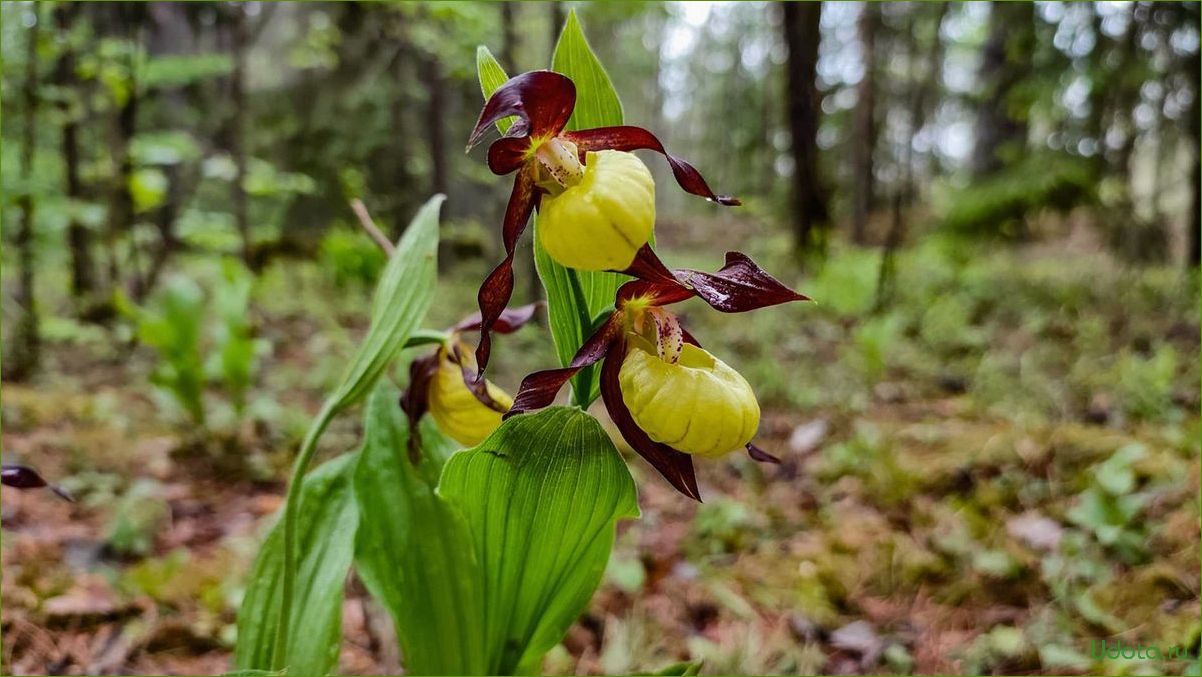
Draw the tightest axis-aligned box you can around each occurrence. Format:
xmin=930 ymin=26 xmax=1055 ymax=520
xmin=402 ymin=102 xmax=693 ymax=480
xmin=616 ymin=244 xmax=677 ymax=285
xmin=678 ymin=252 xmax=811 ymax=313
xmin=448 ymin=344 xmax=509 ymax=414
xmin=1 ymin=464 xmax=73 ymax=501
xmin=614 ymin=245 xmax=694 ymax=306
xmin=468 ymin=71 xmax=576 ymax=149
xmin=679 ymin=326 xmax=702 ymax=347
xmin=746 ymin=443 xmax=781 ymax=464
xmin=487 ymin=137 xmax=532 ymax=175
xmin=453 ymin=302 xmax=543 ymax=335
xmin=400 ymin=353 xmax=442 ymax=463
xmin=2 ymin=464 xmax=48 ymax=490
xmin=507 ymin=314 xmax=622 ymax=416
xmin=563 ymin=126 xmax=741 ymax=206
xmin=599 ymin=342 xmax=701 ymax=501
xmin=475 ymin=165 xmax=540 ymax=375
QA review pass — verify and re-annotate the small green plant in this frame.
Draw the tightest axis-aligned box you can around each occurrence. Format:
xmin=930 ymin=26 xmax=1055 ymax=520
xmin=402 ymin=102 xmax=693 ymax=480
xmin=318 ymin=227 xmax=386 ymax=289
xmin=119 ymin=276 xmax=207 ymax=426
xmin=118 ymin=259 xmax=268 ymax=431
xmin=105 ymin=479 xmax=170 ymax=558
xmin=1067 ymin=444 xmax=1149 ymax=563
xmin=208 ymin=259 xmax=263 ymax=416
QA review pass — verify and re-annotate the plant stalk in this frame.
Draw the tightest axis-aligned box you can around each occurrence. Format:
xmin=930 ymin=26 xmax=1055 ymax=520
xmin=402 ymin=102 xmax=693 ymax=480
xmin=272 ymin=398 xmax=337 ymax=670
xmin=566 ymin=268 xmax=596 ymax=409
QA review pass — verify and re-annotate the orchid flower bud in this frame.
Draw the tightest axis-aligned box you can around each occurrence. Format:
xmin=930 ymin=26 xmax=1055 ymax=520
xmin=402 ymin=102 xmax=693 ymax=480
xmin=428 ymin=346 xmax=513 ymax=447
xmin=618 ymin=337 xmax=760 ymax=458
xmin=539 ymin=150 xmax=655 ymax=271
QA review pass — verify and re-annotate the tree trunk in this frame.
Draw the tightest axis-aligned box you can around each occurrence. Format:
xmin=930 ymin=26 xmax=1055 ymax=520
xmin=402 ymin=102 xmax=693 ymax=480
xmin=781 ymin=0 xmax=830 ymax=259
xmin=1086 ymin=3 xmax=1109 ymax=173
xmin=420 ymin=56 xmax=449 ymax=200
xmin=230 ymin=6 xmax=251 ymax=265
xmin=501 ymin=3 xmax=517 ymax=70
xmin=851 ymin=3 xmax=879 ymax=245
xmin=905 ymin=2 xmax=948 ymax=203
xmin=1187 ymin=8 xmax=1201 ymax=267
xmin=877 ymin=3 xmax=948 ymax=311
xmin=55 ymin=4 xmax=96 ymax=303
xmin=1112 ymin=3 xmax=1144 ymax=189
xmin=550 ymin=2 xmax=565 ymax=49
xmin=6 ymin=7 xmax=43 ymax=381
xmin=971 ymin=1 xmax=1034 ymax=178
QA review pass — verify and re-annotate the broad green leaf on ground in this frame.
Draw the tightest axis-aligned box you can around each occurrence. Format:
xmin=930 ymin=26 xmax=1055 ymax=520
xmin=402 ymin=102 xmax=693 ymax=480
xmin=439 ymin=407 xmax=640 ymax=674
xmin=234 ymin=453 xmax=359 ymax=676
xmin=353 ymin=383 xmax=487 ymax=676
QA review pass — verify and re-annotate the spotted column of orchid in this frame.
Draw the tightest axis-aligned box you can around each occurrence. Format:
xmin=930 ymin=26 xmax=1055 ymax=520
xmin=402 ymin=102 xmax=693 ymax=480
xmin=467 ymin=71 xmax=810 ymax=501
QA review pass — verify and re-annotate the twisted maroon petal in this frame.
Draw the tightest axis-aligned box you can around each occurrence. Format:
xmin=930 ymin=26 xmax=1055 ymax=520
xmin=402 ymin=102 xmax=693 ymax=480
xmin=746 ymin=443 xmax=781 ymax=464
xmin=448 ymin=344 xmax=509 ymax=414
xmin=453 ymin=302 xmax=543 ymax=335
xmin=616 ymin=248 xmax=809 ymax=314
xmin=680 ymin=252 xmax=810 ymax=312
xmin=400 ymin=353 xmax=442 ymax=462
xmin=599 ymin=340 xmax=701 ymax=501
xmin=468 ymin=71 xmax=576 ymax=149
xmin=475 ymin=165 xmax=540 ymax=376
xmin=562 ymin=125 xmax=740 ymax=206
xmin=506 ymin=314 xmax=622 ymax=416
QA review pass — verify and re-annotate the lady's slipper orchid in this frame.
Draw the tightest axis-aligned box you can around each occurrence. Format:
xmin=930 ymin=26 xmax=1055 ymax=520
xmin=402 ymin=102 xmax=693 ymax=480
xmin=539 ymin=150 xmax=656 ymax=271
xmin=400 ymin=304 xmax=539 ymax=456
xmin=504 ymin=247 xmax=809 ymax=500
xmin=467 ymin=70 xmax=740 ymax=377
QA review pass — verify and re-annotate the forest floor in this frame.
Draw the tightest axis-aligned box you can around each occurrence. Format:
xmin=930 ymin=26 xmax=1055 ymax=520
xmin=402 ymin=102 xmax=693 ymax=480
xmin=2 ymin=220 xmax=1200 ymax=676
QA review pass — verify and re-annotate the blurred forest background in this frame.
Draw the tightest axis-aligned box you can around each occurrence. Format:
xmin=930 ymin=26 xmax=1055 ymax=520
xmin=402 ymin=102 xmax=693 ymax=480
xmin=1 ymin=2 xmax=1199 ymax=676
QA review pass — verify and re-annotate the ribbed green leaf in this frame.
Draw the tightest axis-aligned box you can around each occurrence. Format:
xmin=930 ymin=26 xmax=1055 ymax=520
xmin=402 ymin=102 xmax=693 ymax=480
xmin=234 ymin=452 xmax=359 ymax=676
xmin=439 ymin=407 xmax=640 ymax=674
xmin=476 ymin=46 xmax=514 ymax=135
xmin=353 ymin=383 xmax=487 ymax=676
xmin=332 ymin=194 xmax=444 ymax=409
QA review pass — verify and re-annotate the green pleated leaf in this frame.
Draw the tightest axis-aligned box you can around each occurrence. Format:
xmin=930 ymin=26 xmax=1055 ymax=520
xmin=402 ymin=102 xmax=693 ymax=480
xmin=234 ymin=452 xmax=360 ymax=676
xmin=439 ymin=407 xmax=640 ymax=675
xmin=476 ymin=46 xmax=514 ymax=136
xmin=329 ymin=194 xmax=443 ymax=410
xmin=353 ymin=382 xmax=487 ymax=676
xmin=553 ymin=10 xmax=624 ymax=133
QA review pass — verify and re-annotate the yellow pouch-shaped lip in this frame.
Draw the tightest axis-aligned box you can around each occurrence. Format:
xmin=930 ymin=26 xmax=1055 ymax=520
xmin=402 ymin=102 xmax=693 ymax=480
xmin=539 ymin=150 xmax=655 ymax=271
xmin=618 ymin=339 xmax=759 ymax=459
xmin=428 ymin=348 xmax=513 ymax=447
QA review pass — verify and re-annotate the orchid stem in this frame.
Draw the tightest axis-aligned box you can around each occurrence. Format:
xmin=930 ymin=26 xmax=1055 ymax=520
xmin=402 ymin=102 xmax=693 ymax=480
xmin=566 ymin=268 xmax=596 ymax=409
xmin=273 ymin=398 xmax=337 ymax=671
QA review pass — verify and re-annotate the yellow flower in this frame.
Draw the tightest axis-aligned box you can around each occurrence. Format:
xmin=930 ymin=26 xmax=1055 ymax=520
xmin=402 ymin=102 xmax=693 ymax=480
xmin=428 ymin=346 xmax=513 ymax=447
xmin=539 ymin=150 xmax=655 ymax=271
xmin=618 ymin=337 xmax=759 ymax=458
